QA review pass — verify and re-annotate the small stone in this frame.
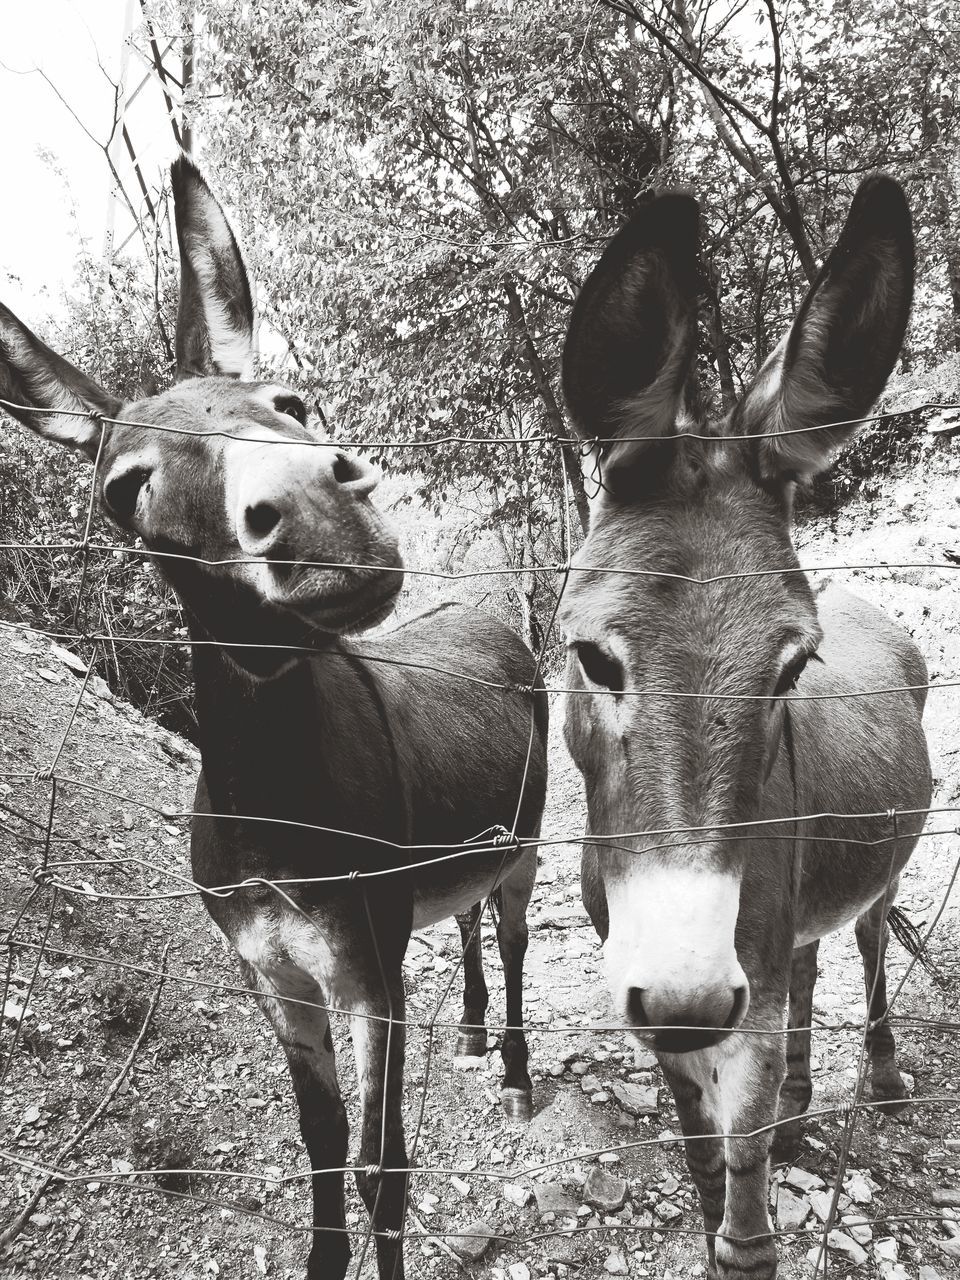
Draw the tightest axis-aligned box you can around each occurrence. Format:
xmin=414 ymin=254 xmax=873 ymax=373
xmin=29 ymin=1213 xmax=52 ymax=1230
xmin=502 ymin=1183 xmax=531 ymax=1208
xmin=598 ymin=1152 xmax=620 ymax=1165
xmin=583 ymin=1167 xmax=628 ymax=1213
xmin=776 ymin=1187 xmax=811 ymax=1232
xmin=807 ymin=1190 xmax=835 ymax=1222
xmin=590 ymin=1091 xmax=610 ymax=1105
xmin=919 ymin=1267 xmax=943 ymax=1280
xmin=534 ymin=1183 xmax=578 ymax=1216
xmin=448 ymin=1219 xmax=495 ymax=1262
xmin=610 ymin=1081 xmax=659 ymax=1116
xmin=508 ymin=1264 xmax=530 ymax=1280
xmin=938 ymin=1238 xmax=960 ymax=1262
xmin=450 ymin=1176 xmax=471 ymax=1197
xmin=784 ymin=1167 xmax=825 ymax=1194
xmin=580 ymin=1075 xmax=602 ymax=1093
xmin=654 ymin=1200 xmax=682 ymax=1223
xmin=569 ymin=1062 xmax=589 ymax=1076
xmin=805 ymin=1244 xmax=827 ymax=1275
xmin=873 ymin=1238 xmax=898 ymax=1263
xmin=603 ymin=1249 xmax=629 ymax=1275
xmin=825 ymin=1230 xmax=869 ymax=1266
xmin=841 ymin=1213 xmax=872 ymax=1245
xmin=659 ymin=1174 xmax=680 ymax=1196
xmin=932 ymin=1188 xmax=960 ymax=1208
xmin=547 ymin=1062 xmax=565 ymax=1078
xmin=844 ymin=1171 xmax=876 ymax=1205
xmin=633 ymin=1048 xmax=657 ymax=1069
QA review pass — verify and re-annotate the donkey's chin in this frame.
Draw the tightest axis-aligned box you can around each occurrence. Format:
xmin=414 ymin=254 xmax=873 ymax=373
xmin=289 ymin=573 xmax=404 ymax=634
xmin=644 ymin=1025 xmax=734 ymax=1055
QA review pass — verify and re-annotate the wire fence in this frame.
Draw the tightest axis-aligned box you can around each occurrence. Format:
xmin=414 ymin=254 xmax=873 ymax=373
xmin=1 ymin=394 xmax=959 ymax=1278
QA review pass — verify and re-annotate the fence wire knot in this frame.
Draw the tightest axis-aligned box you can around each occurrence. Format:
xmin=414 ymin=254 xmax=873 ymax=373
xmin=363 ymin=1163 xmax=383 ymax=1177
xmin=31 ymin=867 xmax=54 ymax=888
xmin=506 ymin=681 xmax=535 ymax=697
xmin=836 ymin=1097 xmax=857 ymax=1120
xmin=467 ymin=824 xmax=518 ymax=851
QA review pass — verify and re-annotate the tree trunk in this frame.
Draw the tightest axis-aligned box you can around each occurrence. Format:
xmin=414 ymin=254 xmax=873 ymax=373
xmin=502 ymin=277 xmax=590 ymax=534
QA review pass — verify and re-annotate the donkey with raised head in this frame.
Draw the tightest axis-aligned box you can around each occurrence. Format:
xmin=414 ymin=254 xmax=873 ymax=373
xmin=559 ymin=176 xmax=931 ymax=1278
xmin=0 ymin=157 xmax=547 ymax=1280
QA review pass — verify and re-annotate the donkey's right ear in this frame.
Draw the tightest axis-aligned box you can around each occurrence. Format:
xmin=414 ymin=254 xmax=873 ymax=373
xmin=562 ymin=194 xmax=701 ymax=488
xmin=0 ymin=303 xmax=121 ymax=460
xmin=171 ymin=156 xmax=256 ymax=381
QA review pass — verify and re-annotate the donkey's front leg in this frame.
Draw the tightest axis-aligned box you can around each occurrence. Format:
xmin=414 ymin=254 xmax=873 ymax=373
xmin=351 ymin=968 xmax=409 ymax=1280
xmin=347 ymin=887 xmax=413 ymax=1280
xmin=243 ymin=962 xmax=350 ymax=1280
xmin=772 ymin=940 xmax=819 ymax=1163
xmin=714 ymin=1024 xmax=786 ymax=1279
xmin=658 ymin=1056 xmax=726 ymax=1277
xmin=664 ymin=1021 xmax=786 ymax=1280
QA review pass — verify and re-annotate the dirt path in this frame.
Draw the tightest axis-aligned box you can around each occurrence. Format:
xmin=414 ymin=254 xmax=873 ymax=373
xmin=2 ymin=453 xmax=960 ymax=1280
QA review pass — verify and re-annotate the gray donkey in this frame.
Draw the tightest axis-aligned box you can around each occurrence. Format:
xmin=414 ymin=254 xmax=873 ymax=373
xmin=559 ymin=175 xmax=931 ymax=1277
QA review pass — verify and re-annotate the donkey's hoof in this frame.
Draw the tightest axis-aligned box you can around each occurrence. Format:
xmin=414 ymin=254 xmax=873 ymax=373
xmin=871 ymin=1069 xmax=911 ymax=1113
xmin=454 ymin=1029 xmax=488 ymax=1059
xmin=500 ymin=1087 xmax=533 ymax=1122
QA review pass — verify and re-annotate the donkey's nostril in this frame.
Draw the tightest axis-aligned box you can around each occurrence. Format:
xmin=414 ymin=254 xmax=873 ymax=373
xmin=332 ymin=452 xmax=364 ymax=484
xmin=626 ymin=987 xmax=649 ymax=1028
xmin=245 ymin=502 xmax=282 ymax=539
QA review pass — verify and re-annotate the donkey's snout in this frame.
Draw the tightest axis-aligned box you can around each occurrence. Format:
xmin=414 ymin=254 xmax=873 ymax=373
xmin=626 ymin=980 xmax=749 ymax=1053
xmin=235 ymin=445 xmax=380 ymax=561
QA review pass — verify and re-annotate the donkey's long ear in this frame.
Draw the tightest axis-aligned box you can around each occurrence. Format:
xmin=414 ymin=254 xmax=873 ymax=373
xmin=562 ymin=194 xmax=700 ymax=487
xmin=171 ymin=156 xmax=256 ymax=380
xmin=0 ymin=303 xmax=122 ymax=460
xmin=736 ymin=175 xmax=914 ymax=481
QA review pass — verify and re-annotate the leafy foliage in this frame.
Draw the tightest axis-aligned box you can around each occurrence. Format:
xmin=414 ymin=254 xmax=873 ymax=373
xmin=2 ymin=0 xmax=959 ymax=723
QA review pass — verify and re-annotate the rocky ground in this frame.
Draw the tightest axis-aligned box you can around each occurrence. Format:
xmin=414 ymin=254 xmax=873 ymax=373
xmin=3 ymin=438 xmax=960 ymax=1280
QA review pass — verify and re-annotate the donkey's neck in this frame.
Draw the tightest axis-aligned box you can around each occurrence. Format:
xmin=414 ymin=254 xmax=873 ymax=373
xmin=188 ymin=614 xmax=343 ymax=819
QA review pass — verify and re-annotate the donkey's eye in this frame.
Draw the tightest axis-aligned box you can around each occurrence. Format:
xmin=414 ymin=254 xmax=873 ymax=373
xmin=272 ymin=394 xmax=307 ymax=426
xmin=575 ymin=641 xmax=625 ymax=693
xmin=103 ymin=467 xmax=150 ymax=522
xmin=773 ymin=652 xmax=810 ymax=698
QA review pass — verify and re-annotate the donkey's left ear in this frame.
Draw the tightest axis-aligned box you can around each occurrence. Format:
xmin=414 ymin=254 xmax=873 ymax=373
xmin=171 ymin=156 xmax=256 ymax=380
xmin=736 ymin=175 xmax=914 ymax=481
xmin=0 ymin=302 xmax=122 ymax=460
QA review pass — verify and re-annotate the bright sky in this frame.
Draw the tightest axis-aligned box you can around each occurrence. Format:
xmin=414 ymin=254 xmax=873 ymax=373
xmin=0 ymin=0 xmax=175 ymax=322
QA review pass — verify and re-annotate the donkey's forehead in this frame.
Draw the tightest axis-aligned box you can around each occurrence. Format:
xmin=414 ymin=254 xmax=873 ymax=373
xmin=563 ymin=456 xmax=814 ymax=633
xmin=117 ymin=379 xmax=317 ymax=438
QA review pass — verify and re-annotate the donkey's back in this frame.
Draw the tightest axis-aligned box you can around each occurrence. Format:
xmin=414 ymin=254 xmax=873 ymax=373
xmin=353 ymin=602 xmax=548 ymax=832
xmin=350 ymin=604 xmax=548 ymax=926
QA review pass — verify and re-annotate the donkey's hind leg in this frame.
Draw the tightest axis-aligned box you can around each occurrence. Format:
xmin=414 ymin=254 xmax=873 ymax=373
xmin=242 ymin=960 xmax=350 ymax=1280
xmin=454 ymin=903 xmax=489 ymax=1059
xmin=855 ymin=890 xmax=909 ymax=1108
xmin=772 ymin=939 xmax=819 ymax=1163
xmin=493 ymin=844 xmax=537 ymax=1121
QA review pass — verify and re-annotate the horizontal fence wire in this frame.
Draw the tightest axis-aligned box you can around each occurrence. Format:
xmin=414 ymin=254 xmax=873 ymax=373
xmin=1 ymin=394 xmax=959 ymax=1277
